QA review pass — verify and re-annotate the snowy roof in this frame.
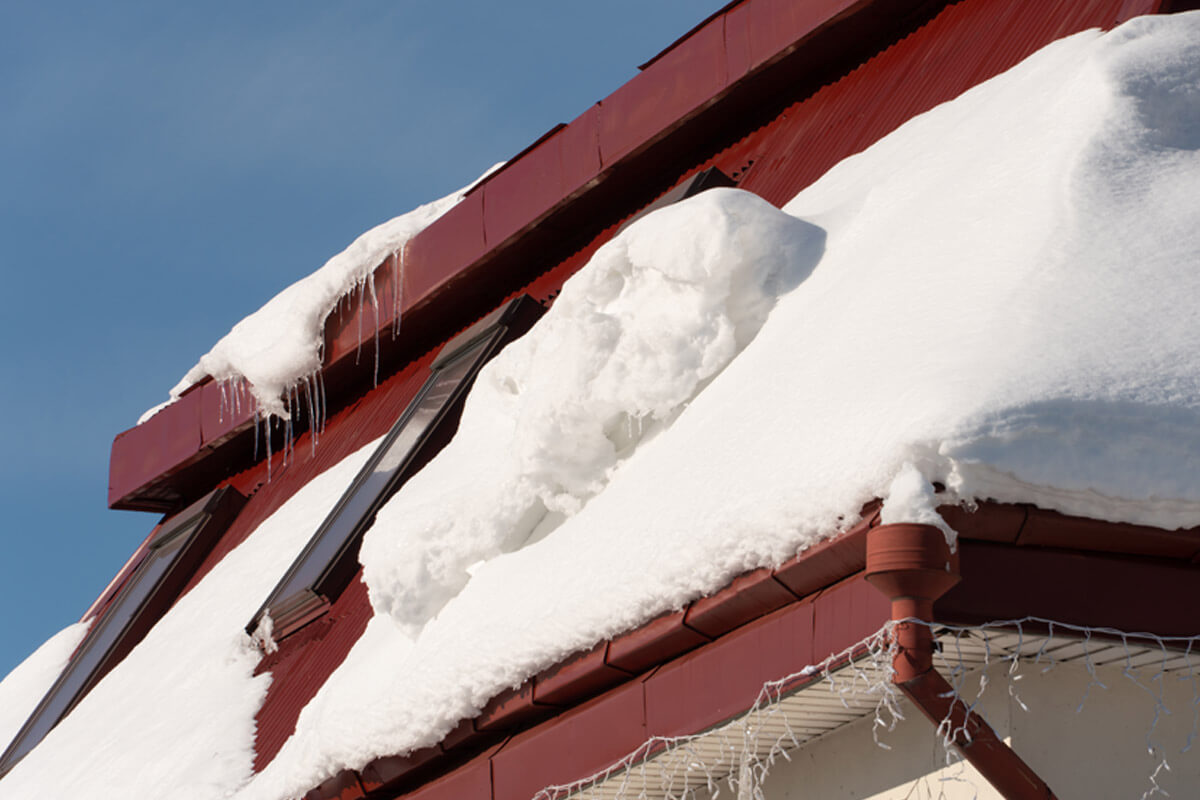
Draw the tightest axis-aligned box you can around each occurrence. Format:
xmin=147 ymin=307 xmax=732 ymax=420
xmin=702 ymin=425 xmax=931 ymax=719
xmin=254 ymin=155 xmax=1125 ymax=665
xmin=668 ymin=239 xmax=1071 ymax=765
xmin=4 ymin=7 xmax=1200 ymax=800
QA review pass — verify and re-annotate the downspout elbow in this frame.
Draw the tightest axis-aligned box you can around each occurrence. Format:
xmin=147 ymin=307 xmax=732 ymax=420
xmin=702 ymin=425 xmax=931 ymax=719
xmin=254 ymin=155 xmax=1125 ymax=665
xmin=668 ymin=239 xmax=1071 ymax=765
xmin=864 ymin=523 xmax=1057 ymax=800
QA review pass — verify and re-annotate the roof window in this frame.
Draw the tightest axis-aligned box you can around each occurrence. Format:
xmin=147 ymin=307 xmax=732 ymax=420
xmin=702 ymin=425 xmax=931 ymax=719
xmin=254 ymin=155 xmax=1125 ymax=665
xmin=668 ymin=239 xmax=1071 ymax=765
xmin=248 ymin=295 xmax=544 ymax=642
xmin=0 ymin=487 xmax=245 ymax=775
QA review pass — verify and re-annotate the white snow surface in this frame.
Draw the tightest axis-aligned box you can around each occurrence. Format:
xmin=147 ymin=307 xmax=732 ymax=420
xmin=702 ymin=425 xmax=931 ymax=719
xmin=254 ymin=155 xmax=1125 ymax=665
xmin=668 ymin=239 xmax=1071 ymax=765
xmin=8 ymin=12 xmax=1200 ymax=800
xmin=145 ymin=167 xmax=500 ymax=423
xmin=239 ymin=15 xmax=1200 ymax=799
xmin=0 ymin=440 xmax=380 ymax=800
xmin=0 ymin=621 xmax=89 ymax=750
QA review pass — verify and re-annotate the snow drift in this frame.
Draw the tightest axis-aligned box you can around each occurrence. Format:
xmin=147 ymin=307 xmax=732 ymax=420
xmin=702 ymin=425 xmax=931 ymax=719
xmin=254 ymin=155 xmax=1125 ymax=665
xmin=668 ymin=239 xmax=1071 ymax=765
xmin=0 ymin=442 xmax=380 ymax=799
xmin=146 ymin=168 xmax=498 ymax=423
xmin=5 ymin=11 xmax=1200 ymax=800
xmin=0 ymin=622 xmax=89 ymax=752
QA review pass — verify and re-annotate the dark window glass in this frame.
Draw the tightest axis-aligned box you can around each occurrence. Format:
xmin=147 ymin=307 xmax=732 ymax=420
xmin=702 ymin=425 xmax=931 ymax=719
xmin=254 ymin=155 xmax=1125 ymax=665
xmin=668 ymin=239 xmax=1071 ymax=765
xmin=615 ymin=166 xmax=736 ymax=234
xmin=0 ymin=487 xmax=245 ymax=775
xmin=249 ymin=295 xmax=544 ymax=640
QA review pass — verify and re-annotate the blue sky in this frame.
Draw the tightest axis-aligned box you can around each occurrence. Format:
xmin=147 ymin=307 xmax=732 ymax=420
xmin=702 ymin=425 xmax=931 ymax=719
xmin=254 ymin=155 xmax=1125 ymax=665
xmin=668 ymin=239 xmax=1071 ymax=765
xmin=0 ymin=0 xmax=715 ymax=678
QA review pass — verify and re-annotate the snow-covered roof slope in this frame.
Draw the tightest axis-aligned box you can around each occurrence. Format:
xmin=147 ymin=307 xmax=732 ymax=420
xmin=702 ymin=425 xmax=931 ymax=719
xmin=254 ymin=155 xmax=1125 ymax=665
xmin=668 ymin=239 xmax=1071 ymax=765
xmin=0 ymin=622 xmax=89 ymax=752
xmin=0 ymin=441 xmax=380 ymax=799
xmin=5 ymin=11 xmax=1200 ymax=800
xmin=244 ymin=13 xmax=1200 ymax=799
xmin=145 ymin=167 xmax=499 ymax=423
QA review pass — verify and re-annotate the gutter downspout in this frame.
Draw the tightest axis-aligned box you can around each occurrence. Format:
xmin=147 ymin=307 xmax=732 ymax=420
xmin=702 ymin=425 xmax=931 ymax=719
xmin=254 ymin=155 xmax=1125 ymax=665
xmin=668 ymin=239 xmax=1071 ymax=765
xmin=864 ymin=524 xmax=1057 ymax=800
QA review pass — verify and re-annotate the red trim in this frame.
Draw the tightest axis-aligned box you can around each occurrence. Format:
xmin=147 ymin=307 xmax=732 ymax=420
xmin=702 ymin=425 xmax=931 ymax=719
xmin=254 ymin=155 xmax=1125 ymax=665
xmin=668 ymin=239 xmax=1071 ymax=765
xmin=108 ymin=0 xmax=935 ymax=512
xmin=293 ymin=503 xmax=1200 ymax=799
xmin=605 ymin=610 xmax=709 ymax=674
xmin=683 ymin=567 xmax=797 ymax=639
xmin=532 ymin=643 xmax=632 ymax=707
xmin=938 ymin=540 xmax=1200 ymax=637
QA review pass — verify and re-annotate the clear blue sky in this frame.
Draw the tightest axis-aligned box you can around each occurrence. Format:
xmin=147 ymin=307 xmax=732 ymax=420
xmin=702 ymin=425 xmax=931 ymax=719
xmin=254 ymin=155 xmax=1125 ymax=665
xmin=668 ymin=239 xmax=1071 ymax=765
xmin=0 ymin=0 xmax=716 ymax=678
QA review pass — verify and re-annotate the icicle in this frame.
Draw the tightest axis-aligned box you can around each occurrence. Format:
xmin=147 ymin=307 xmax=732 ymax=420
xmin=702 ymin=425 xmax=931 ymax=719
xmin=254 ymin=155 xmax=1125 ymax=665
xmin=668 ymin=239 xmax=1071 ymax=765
xmin=218 ymin=380 xmax=228 ymax=424
xmin=367 ymin=271 xmax=381 ymax=387
xmin=263 ymin=413 xmax=273 ymax=483
xmin=304 ymin=375 xmax=317 ymax=457
xmin=392 ymin=244 xmax=406 ymax=338
xmin=354 ymin=278 xmax=365 ymax=365
xmin=318 ymin=372 xmax=327 ymax=435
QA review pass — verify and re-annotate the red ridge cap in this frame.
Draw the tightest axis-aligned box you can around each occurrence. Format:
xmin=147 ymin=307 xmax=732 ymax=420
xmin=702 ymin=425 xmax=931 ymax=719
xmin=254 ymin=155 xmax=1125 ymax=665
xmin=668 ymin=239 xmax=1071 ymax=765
xmin=108 ymin=0 xmax=911 ymax=512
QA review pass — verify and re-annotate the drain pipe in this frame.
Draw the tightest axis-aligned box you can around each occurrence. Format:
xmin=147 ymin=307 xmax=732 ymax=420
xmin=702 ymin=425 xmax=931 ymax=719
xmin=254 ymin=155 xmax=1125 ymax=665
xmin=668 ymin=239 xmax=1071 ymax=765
xmin=864 ymin=523 xmax=1057 ymax=800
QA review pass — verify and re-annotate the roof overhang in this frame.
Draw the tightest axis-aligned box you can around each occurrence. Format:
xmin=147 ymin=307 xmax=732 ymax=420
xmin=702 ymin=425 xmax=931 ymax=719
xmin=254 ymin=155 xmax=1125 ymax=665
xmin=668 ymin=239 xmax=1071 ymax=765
xmin=296 ymin=501 xmax=1200 ymax=800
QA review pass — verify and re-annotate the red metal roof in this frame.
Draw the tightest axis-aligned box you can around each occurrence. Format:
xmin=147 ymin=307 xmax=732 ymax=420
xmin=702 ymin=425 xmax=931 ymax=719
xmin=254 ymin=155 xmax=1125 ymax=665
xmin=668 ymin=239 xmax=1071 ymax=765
xmin=91 ymin=0 xmax=1200 ymax=796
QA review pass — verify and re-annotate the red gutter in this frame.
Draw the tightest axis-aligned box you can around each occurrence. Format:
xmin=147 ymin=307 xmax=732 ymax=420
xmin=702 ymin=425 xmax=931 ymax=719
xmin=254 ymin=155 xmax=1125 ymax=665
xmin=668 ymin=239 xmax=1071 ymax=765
xmin=864 ymin=523 xmax=1057 ymax=800
xmin=296 ymin=503 xmax=1200 ymax=799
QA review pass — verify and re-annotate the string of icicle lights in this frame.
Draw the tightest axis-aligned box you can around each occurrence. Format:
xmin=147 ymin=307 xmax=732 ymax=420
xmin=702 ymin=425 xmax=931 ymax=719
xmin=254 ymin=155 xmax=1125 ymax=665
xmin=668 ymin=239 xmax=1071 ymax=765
xmin=533 ymin=617 xmax=1200 ymax=800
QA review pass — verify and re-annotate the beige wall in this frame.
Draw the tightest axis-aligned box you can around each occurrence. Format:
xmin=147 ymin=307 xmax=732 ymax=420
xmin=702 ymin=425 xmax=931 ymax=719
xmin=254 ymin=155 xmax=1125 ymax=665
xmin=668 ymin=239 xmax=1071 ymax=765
xmin=754 ymin=660 xmax=1200 ymax=800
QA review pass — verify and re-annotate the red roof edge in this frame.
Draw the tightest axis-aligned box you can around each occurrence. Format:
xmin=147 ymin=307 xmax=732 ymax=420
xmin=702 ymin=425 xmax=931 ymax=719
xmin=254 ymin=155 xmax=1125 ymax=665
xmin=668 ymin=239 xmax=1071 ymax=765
xmin=108 ymin=0 xmax=935 ymax=512
xmin=298 ymin=501 xmax=1200 ymax=800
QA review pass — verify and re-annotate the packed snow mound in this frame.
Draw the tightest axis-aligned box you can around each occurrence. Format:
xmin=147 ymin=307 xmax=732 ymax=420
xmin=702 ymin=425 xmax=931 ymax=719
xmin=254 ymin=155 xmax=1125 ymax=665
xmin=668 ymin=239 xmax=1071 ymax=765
xmin=0 ymin=622 xmax=89 ymax=751
xmin=0 ymin=441 xmax=380 ymax=800
xmin=783 ymin=10 xmax=1200 ymax=528
xmin=359 ymin=189 xmax=822 ymax=634
xmin=147 ymin=167 xmax=500 ymax=423
xmin=239 ymin=15 xmax=1200 ymax=798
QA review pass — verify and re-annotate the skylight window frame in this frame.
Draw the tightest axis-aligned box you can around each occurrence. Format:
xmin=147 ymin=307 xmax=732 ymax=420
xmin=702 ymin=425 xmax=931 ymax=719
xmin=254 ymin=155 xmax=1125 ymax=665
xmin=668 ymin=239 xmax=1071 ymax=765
xmin=248 ymin=294 xmax=544 ymax=641
xmin=0 ymin=486 xmax=245 ymax=776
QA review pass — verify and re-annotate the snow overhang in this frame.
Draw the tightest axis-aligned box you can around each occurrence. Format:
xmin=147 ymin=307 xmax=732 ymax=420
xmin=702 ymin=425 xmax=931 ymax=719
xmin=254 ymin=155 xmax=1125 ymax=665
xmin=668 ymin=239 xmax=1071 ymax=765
xmin=108 ymin=0 xmax=960 ymax=513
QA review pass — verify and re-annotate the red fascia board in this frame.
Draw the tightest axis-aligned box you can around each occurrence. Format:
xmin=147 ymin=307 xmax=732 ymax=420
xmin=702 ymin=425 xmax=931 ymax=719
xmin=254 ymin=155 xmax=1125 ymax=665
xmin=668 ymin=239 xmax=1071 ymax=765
xmin=597 ymin=17 xmax=730 ymax=166
xmin=475 ymin=681 xmax=557 ymax=732
xmin=324 ymin=263 xmax=403 ymax=370
xmin=743 ymin=0 xmax=865 ymax=72
xmin=481 ymin=127 xmax=572 ymax=250
xmin=357 ymin=745 xmax=442 ymax=795
xmin=492 ymin=678 xmax=648 ymax=800
xmin=606 ymin=609 xmax=710 ymax=675
xmin=1018 ymin=506 xmax=1200 ymax=560
xmin=108 ymin=387 xmax=203 ymax=510
xmin=644 ymin=598 xmax=816 ymax=739
xmin=937 ymin=540 xmax=1200 ymax=638
xmin=638 ymin=0 xmax=744 ymax=71
xmin=810 ymin=573 xmax=890 ymax=663
xmin=402 ymin=190 xmax=488 ymax=310
xmin=533 ymin=643 xmax=632 ymax=707
xmin=772 ymin=507 xmax=878 ymax=596
xmin=722 ymin=1 xmax=755 ymax=83
xmin=304 ymin=770 xmax=366 ymax=800
xmin=939 ymin=501 xmax=1027 ymax=543
xmin=198 ymin=378 xmax=256 ymax=450
xmin=558 ymin=104 xmax=603 ymax=197
xmin=404 ymin=744 xmax=501 ymax=800
xmin=683 ymin=567 xmax=797 ymax=639
xmin=439 ymin=717 xmax=482 ymax=752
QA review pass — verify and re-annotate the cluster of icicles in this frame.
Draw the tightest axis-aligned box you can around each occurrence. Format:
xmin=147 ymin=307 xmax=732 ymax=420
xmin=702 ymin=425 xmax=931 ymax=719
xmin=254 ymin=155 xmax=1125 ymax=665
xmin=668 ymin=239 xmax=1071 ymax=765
xmin=215 ymin=247 xmax=409 ymax=481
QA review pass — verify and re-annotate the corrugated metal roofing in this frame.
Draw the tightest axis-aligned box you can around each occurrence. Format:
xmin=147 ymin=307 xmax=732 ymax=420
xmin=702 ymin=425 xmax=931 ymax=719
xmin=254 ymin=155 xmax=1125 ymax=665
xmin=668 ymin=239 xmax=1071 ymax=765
xmin=734 ymin=0 xmax=1161 ymax=208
